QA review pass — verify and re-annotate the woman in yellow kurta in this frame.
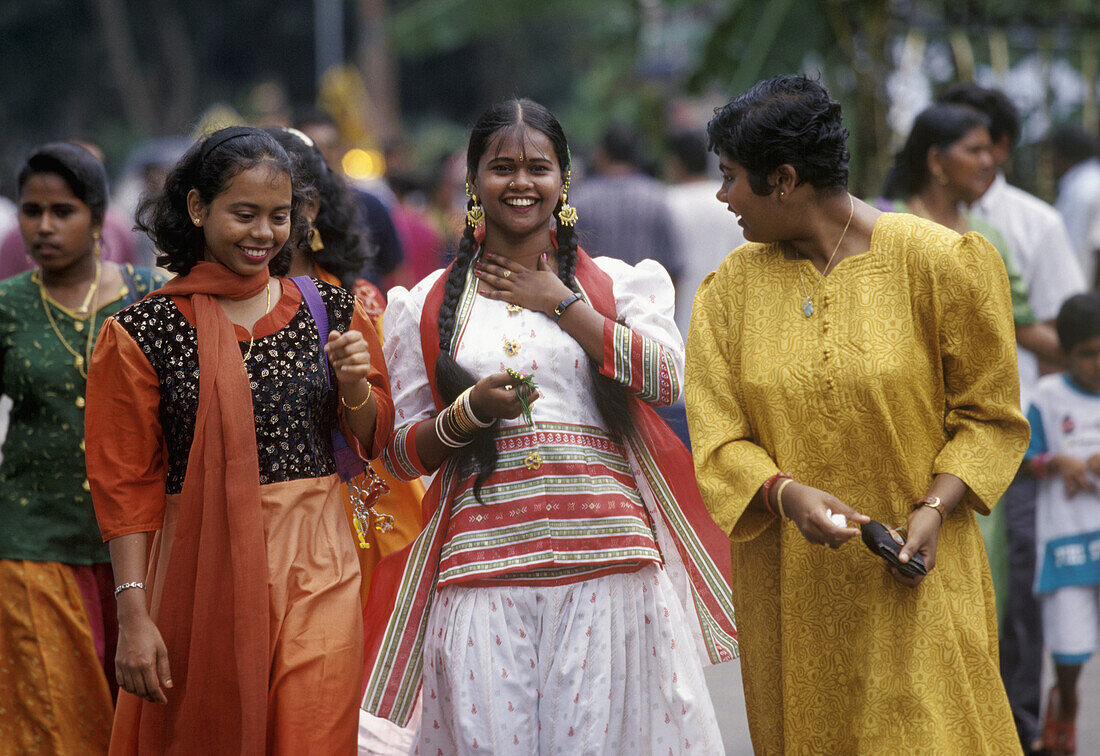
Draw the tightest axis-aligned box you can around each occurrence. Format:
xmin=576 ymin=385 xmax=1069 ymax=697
xmin=685 ymin=74 xmax=1029 ymax=755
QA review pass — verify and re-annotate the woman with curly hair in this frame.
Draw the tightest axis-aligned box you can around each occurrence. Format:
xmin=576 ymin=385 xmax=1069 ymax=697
xmin=686 ymin=74 xmax=1028 ymax=754
xmin=84 ymin=126 xmax=394 ymax=753
xmin=361 ymin=99 xmax=735 ymax=754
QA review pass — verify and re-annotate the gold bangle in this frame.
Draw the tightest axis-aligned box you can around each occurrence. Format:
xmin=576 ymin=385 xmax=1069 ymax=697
xmin=775 ymin=478 xmax=795 ymax=519
xmin=340 ymin=385 xmax=372 ymax=411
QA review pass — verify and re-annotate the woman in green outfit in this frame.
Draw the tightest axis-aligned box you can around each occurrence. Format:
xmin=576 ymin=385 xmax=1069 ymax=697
xmin=877 ymin=102 xmax=1057 ymax=352
xmin=0 ymin=142 xmax=164 ymax=754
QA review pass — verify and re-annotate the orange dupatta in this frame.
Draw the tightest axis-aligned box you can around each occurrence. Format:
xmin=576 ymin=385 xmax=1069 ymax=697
xmin=108 ymin=262 xmax=271 ymax=755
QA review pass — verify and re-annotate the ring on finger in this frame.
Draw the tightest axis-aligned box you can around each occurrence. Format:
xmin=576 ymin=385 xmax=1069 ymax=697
xmin=502 ymin=270 xmax=511 ymax=279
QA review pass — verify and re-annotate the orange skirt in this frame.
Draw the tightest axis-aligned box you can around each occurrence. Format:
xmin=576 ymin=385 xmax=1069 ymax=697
xmin=0 ymin=559 xmax=114 ymax=755
xmin=110 ymin=476 xmax=363 ymax=755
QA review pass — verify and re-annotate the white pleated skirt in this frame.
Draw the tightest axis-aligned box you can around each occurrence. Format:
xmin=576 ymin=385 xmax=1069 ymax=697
xmin=415 ymin=562 xmax=724 ymax=756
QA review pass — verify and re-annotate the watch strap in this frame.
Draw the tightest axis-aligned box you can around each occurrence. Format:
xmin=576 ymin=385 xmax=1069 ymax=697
xmin=914 ymin=495 xmax=945 ymax=523
xmin=553 ymin=292 xmax=583 ymax=321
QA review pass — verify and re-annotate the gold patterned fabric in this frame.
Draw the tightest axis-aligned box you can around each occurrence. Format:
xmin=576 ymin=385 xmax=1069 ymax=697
xmin=685 ymin=213 xmax=1028 ymax=755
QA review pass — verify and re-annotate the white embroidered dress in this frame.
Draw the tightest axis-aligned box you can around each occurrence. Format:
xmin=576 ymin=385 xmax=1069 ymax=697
xmin=380 ymin=256 xmax=724 ymax=755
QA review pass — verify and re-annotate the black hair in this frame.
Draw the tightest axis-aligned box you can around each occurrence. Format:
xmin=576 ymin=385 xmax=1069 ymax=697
xmin=438 ymin=98 xmax=631 ymax=501
xmin=1057 ymin=292 xmax=1100 ymax=353
xmin=135 ymin=126 xmax=304 ymax=276
xmin=706 ymin=74 xmax=850 ymax=195
xmin=601 ymin=124 xmax=643 ymax=167
xmin=939 ymin=83 xmax=1020 ymax=148
xmin=666 ymin=130 xmax=709 ymax=176
xmin=17 ymin=142 xmax=110 ymax=225
xmin=880 ymin=103 xmax=990 ymax=199
xmin=1050 ymin=124 xmax=1098 ymax=167
xmin=264 ymin=127 xmax=372 ymax=288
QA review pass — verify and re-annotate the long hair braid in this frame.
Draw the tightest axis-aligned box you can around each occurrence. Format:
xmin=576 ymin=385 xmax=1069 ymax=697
xmin=434 ymin=215 xmax=500 ymax=501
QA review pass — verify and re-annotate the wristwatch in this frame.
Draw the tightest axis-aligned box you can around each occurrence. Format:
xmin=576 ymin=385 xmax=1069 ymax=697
xmin=553 ymin=293 xmax=583 ymax=321
xmin=914 ymin=495 xmax=945 ymax=523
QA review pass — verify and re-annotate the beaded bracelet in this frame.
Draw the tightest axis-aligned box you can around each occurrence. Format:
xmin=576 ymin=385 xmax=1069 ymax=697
xmin=114 ymin=581 xmax=146 ymax=598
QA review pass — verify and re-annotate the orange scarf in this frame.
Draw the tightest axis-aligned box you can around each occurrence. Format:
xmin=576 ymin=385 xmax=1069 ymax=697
xmin=125 ymin=262 xmax=271 ymax=754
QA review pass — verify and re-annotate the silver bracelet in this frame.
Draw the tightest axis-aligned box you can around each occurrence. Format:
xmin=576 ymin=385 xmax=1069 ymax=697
xmin=114 ymin=581 xmax=146 ymax=597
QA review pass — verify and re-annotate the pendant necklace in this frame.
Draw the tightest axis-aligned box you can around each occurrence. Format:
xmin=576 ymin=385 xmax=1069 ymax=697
xmin=796 ymin=193 xmax=854 ymax=318
xmin=243 ymin=282 xmax=273 ymax=361
xmin=35 ymin=261 xmax=102 ymax=379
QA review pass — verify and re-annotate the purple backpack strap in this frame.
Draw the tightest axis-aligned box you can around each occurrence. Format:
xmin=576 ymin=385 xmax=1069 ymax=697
xmin=290 ymin=276 xmax=361 ymax=482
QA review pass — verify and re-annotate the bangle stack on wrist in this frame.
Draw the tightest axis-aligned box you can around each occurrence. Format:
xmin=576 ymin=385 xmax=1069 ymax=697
xmin=762 ymin=472 xmax=793 ymax=516
xmin=436 ymin=387 xmax=496 ymax=448
xmin=775 ymin=478 xmax=795 ymax=518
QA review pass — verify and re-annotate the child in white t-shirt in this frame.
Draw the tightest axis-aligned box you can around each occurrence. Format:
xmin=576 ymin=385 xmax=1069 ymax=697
xmin=1024 ymin=291 xmax=1100 ymax=755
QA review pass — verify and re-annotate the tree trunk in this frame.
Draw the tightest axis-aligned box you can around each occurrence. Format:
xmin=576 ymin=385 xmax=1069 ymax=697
xmin=87 ymin=0 xmax=155 ymax=133
xmin=356 ymin=0 xmax=400 ymax=143
xmin=825 ymin=0 xmax=891 ymax=198
xmin=155 ymin=4 xmax=197 ymax=136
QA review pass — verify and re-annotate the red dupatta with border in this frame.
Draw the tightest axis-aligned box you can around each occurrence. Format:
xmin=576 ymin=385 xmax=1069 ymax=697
xmin=360 ymin=248 xmax=736 ymax=725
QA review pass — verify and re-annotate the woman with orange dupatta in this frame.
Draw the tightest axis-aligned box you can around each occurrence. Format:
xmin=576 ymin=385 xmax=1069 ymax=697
xmin=84 ymin=126 xmax=394 ymax=754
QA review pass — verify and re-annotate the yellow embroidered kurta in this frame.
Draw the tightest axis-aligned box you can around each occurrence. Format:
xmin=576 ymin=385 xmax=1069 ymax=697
xmin=686 ymin=213 xmax=1028 ymax=755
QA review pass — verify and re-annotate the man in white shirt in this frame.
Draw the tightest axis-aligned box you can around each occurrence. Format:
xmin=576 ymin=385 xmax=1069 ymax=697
xmin=664 ymin=130 xmax=746 ymax=338
xmin=942 ymin=83 xmax=1087 ymax=754
xmin=1050 ymin=124 xmax=1100 ymax=286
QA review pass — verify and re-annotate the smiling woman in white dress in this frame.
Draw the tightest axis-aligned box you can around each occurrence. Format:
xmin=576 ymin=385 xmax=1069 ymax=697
xmin=359 ymin=98 xmax=737 ymax=755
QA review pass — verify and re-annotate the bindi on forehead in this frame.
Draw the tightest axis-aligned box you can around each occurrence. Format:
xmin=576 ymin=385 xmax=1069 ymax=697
xmin=486 ymin=126 xmax=556 ymax=166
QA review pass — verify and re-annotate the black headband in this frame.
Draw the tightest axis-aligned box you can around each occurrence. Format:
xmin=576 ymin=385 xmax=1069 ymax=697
xmin=200 ymin=127 xmax=258 ymax=163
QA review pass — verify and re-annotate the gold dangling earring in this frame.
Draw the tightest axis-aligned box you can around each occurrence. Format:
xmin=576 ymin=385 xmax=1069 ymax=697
xmin=557 ymin=171 xmax=578 ymax=227
xmin=465 ymin=181 xmax=484 ymax=229
xmin=92 ymin=230 xmax=102 ymax=258
xmin=308 ymin=220 xmax=325 ymax=252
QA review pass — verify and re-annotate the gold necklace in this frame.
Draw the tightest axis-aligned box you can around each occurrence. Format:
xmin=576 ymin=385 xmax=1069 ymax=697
xmin=243 ymin=282 xmax=272 ymax=361
xmin=796 ymin=194 xmax=854 ymax=318
xmin=34 ymin=261 xmax=102 ymax=379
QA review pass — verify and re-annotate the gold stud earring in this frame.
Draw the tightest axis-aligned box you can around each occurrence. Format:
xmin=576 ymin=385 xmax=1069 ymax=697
xmin=192 ymin=216 xmax=201 ymax=226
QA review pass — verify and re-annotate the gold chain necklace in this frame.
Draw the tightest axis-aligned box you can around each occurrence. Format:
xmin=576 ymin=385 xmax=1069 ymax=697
xmin=34 ymin=262 xmax=101 ymax=379
xmin=243 ymin=282 xmax=272 ymax=361
xmin=796 ymin=193 xmax=854 ymax=318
